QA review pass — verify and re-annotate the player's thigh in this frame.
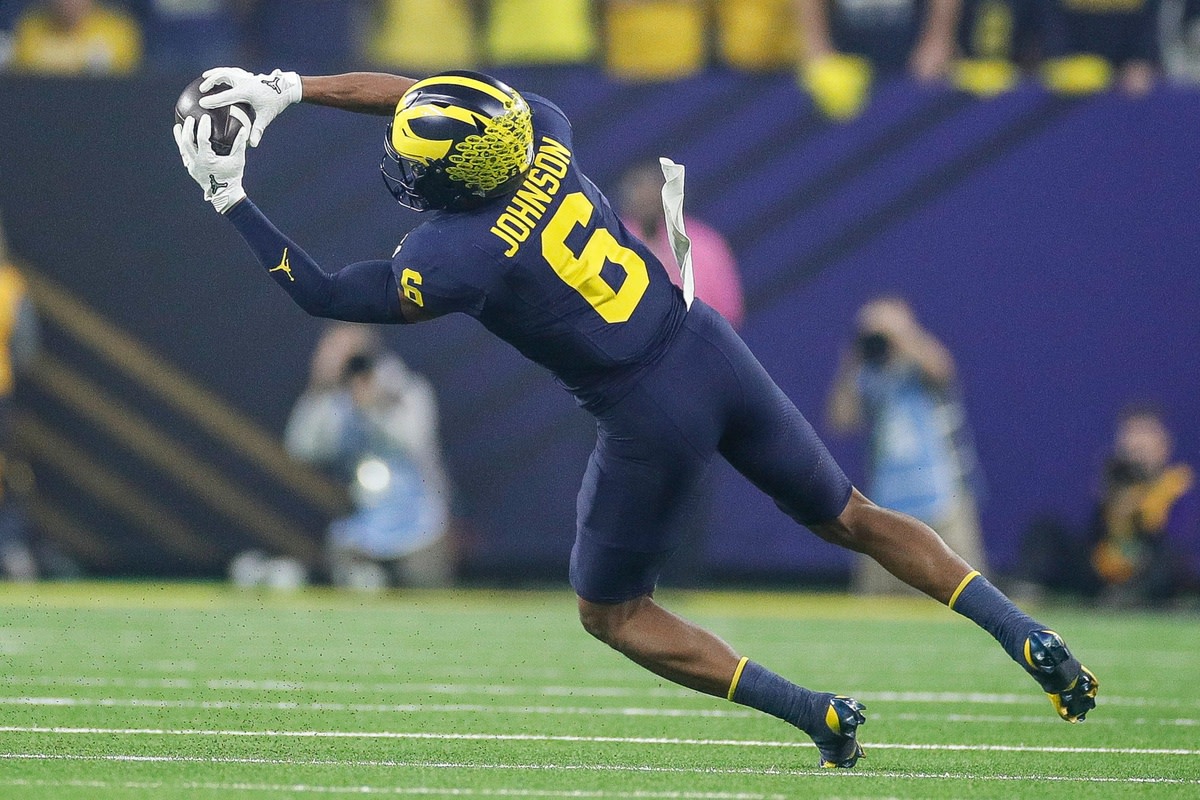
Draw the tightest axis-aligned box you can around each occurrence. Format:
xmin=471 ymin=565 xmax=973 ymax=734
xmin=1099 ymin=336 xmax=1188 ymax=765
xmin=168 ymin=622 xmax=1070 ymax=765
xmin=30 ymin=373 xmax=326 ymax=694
xmin=571 ymin=413 xmax=712 ymax=604
xmin=718 ymin=368 xmax=851 ymax=526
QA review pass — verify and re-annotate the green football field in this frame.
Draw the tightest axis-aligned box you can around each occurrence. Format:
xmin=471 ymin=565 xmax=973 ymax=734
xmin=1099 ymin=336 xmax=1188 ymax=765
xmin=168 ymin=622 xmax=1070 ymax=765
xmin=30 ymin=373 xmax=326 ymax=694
xmin=0 ymin=583 xmax=1196 ymax=799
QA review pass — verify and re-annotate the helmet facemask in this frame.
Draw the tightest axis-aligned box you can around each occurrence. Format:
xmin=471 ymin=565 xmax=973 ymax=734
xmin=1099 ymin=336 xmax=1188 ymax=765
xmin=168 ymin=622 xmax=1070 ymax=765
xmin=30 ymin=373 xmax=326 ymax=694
xmin=381 ymin=128 xmax=438 ymax=212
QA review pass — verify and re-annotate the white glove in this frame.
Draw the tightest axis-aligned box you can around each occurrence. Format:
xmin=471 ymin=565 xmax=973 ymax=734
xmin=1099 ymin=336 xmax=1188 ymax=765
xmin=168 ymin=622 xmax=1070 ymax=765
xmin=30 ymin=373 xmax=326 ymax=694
xmin=173 ymin=114 xmax=250 ymax=214
xmin=199 ymin=67 xmax=302 ymax=148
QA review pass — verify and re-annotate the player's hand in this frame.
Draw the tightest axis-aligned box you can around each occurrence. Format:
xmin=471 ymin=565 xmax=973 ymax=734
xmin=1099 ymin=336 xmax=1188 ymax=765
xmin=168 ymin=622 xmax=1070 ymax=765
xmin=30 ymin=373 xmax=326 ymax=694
xmin=173 ymin=114 xmax=250 ymax=214
xmin=198 ymin=67 xmax=302 ymax=147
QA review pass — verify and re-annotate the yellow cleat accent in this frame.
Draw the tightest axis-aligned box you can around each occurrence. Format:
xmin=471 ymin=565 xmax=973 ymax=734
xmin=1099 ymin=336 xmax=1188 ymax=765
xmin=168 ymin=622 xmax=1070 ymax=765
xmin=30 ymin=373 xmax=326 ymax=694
xmin=825 ymin=701 xmax=842 ymax=735
xmin=814 ymin=696 xmax=867 ymax=768
xmin=1048 ymin=665 xmax=1099 ymax=723
xmin=1024 ymin=630 xmax=1098 ymax=722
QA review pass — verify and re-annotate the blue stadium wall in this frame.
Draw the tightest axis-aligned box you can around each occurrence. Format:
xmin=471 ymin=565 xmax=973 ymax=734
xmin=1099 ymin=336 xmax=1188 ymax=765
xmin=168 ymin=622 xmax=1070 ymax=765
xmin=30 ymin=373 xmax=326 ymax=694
xmin=1 ymin=70 xmax=1197 ymax=582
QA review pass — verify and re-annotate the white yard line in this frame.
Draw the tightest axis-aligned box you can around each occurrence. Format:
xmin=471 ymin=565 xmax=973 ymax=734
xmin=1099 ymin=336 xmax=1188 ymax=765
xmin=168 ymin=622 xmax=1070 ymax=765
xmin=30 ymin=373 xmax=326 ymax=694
xmin=0 ymin=754 xmax=1196 ymax=787
xmin=0 ymin=696 xmax=751 ymax=718
xmin=0 ymin=779 xmax=783 ymax=799
xmin=1 ymin=695 xmax=1195 ymax=728
xmin=1 ymin=676 xmax=1193 ymax=711
xmin=0 ymin=675 xmax=692 ymax=698
xmin=0 ymin=726 xmax=1196 ymax=757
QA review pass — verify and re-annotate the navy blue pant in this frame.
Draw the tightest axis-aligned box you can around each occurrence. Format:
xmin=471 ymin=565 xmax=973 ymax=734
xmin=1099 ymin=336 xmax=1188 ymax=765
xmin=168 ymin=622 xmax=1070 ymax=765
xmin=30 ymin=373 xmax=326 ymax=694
xmin=570 ymin=301 xmax=852 ymax=603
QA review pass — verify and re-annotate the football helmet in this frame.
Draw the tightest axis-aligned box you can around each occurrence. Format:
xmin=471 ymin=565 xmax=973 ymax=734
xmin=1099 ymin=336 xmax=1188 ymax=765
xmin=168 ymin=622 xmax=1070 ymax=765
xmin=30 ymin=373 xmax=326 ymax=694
xmin=381 ymin=71 xmax=534 ymax=212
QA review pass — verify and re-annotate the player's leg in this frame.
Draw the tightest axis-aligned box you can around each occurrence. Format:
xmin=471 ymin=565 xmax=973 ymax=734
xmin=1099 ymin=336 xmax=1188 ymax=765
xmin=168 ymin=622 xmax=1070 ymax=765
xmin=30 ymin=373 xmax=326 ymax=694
xmin=567 ymin=406 xmax=728 ymax=694
xmin=810 ymin=491 xmax=1097 ymax=721
xmin=569 ymin=308 xmax=865 ymax=767
xmin=575 ymin=591 xmax=865 ymax=768
xmin=711 ymin=324 xmax=1097 ymax=722
xmin=575 ymin=593 xmax=737 ymax=696
xmin=808 ymin=489 xmax=971 ymax=602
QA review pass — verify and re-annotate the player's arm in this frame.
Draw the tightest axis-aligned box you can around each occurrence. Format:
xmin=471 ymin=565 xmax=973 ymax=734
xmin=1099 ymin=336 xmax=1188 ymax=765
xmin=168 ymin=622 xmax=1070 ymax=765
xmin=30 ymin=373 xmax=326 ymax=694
xmin=198 ymin=67 xmax=417 ymax=146
xmin=173 ymin=115 xmax=424 ymax=324
xmin=225 ymin=199 xmax=405 ymax=323
xmin=227 ymin=198 xmax=433 ymax=323
xmin=301 ymin=73 xmax=417 ymax=115
xmin=227 ymin=199 xmax=438 ymax=324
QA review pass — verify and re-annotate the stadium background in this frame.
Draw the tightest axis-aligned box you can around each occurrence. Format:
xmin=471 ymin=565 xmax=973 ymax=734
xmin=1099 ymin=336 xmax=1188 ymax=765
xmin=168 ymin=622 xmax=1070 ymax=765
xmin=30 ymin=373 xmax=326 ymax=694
xmin=0 ymin=67 xmax=1197 ymax=584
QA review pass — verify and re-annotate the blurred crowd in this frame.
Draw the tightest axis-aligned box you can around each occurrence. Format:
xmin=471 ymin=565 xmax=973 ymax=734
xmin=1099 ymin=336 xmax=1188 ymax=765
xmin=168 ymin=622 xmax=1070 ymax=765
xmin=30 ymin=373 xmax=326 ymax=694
xmin=0 ymin=1 xmax=1198 ymax=118
xmin=1 ymin=3 xmax=1195 ymax=599
xmin=827 ymin=297 xmax=1199 ymax=609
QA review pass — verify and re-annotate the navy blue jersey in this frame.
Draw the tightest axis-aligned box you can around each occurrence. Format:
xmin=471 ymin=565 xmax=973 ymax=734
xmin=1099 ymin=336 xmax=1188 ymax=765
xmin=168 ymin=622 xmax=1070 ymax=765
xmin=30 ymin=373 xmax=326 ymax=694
xmin=225 ymin=87 xmax=851 ymax=605
xmin=390 ymin=95 xmax=687 ymax=407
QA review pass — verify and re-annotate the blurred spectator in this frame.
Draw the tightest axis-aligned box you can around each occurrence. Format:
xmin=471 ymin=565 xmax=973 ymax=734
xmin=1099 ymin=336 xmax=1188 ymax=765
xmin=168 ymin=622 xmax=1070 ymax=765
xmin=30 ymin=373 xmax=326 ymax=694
xmin=952 ymin=0 xmax=1039 ymax=96
xmin=617 ymin=160 xmax=743 ymax=328
xmin=958 ymin=0 xmax=1014 ymax=64
xmin=8 ymin=0 xmax=142 ymax=74
xmin=126 ymin=0 xmax=239 ymax=71
xmin=0 ymin=214 xmax=41 ymax=581
xmin=366 ymin=0 xmax=478 ymax=71
xmin=0 ymin=1 xmax=20 ymax=68
xmin=285 ymin=323 xmax=454 ymax=590
xmin=827 ymin=295 xmax=986 ymax=595
xmin=1159 ymin=0 xmax=1200 ymax=83
xmin=1040 ymin=0 xmax=1161 ymax=95
xmin=0 ymin=1 xmax=19 ymax=27
xmin=1018 ymin=405 xmax=1198 ymax=606
xmin=603 ymin=0 xmax=706 ymax=81
xmin=1088 ymin=406 xmax=1196 ymax=605
xmin=486 ymin=0 xmax=596 ymax=65
xmin=796 ymin=0 xmax=961 ymax=119
xmin=715 ymin=0 xmax=800 ymax=72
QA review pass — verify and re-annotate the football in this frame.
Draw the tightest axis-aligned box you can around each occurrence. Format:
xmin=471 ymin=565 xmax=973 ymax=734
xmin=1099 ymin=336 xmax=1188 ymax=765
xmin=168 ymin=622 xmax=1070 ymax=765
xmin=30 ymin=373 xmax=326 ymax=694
xmin=174 ymin=76 xmax=255 ymax=156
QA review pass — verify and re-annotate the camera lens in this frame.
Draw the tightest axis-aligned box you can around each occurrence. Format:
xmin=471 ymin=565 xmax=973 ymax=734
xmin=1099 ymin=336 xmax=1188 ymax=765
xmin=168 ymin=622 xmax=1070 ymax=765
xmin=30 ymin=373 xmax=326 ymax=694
xmin=858 ymin=332 xmax=891 ymax=365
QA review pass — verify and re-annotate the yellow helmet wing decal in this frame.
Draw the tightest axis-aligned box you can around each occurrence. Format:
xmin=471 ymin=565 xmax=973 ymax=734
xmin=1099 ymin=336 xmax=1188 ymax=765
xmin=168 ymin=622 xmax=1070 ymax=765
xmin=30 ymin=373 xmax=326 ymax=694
xmin=390 ymin=104 xmax=489 ymax=164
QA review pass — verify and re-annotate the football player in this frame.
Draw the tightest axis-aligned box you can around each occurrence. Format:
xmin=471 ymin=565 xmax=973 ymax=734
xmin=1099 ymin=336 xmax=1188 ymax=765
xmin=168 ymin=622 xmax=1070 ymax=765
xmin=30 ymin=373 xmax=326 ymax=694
xmin=173 ymin=67 xmax=1097 ymax=767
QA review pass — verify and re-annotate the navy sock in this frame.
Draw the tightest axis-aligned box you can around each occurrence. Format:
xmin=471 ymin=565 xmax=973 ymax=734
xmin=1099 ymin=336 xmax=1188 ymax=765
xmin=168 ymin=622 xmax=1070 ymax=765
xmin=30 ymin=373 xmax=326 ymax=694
xmin=950 ymin=572 xmax=1043 ymax=668
xmin=728 ymin=660 xmax=830 ymax=736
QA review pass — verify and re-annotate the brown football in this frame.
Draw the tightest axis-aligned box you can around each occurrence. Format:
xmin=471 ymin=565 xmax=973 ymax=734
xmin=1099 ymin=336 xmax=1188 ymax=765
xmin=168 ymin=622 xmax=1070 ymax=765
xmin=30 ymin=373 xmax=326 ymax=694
xmin=174 ymin=76 xmax=255 ymax=156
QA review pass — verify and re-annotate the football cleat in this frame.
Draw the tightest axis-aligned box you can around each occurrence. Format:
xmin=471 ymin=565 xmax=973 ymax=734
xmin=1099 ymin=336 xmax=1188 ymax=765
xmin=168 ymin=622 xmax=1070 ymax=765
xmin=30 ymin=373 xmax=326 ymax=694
xmin=812 ymin=695 xmax=867 ymax=768
xmin=1023 ymin=630 xmax=1099 ymax=723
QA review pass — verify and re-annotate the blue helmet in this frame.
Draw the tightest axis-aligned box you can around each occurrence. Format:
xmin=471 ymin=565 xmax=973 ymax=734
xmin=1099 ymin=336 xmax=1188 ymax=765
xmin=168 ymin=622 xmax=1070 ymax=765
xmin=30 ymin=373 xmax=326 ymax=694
xmin=381 ymin=71 xmax=535 ymax=211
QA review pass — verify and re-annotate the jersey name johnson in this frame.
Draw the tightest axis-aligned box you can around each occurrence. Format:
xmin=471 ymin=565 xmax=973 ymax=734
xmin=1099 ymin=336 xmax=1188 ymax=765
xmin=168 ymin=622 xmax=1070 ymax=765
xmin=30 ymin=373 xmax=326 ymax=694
xmin=488 ymin=131 xmax=650 ymax=325
xmin=489 ymin=135 xmax=572 ymax=257
xmin=391 ymin=94 xmax=686 ymax=407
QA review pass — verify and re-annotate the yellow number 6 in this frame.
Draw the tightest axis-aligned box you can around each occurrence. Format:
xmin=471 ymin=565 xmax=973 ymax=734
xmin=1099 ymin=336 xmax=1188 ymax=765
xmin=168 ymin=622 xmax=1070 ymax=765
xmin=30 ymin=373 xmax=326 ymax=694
xmin=541 ymin=192 xmax=648 ymax=323
xmin=400 ymin=268 xmax=425 ymax=307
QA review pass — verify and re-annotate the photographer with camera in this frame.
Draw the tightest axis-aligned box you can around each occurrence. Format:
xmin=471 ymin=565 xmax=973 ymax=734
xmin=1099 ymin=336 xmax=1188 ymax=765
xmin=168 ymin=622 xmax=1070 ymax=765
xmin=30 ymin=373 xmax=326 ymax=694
xmin=827 ymin=295 xmax=987 ymax=594
xmin=1088 ymin=405 xmax=1196 ymax=606
xmin=283 ymin=322 xmax=455 ymax=590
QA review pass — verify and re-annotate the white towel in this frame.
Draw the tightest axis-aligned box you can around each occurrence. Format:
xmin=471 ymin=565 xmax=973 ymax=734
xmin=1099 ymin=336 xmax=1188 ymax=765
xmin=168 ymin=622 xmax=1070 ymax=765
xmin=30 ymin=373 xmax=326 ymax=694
xmin=659 ymin=157 xmax=694 ymax=310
